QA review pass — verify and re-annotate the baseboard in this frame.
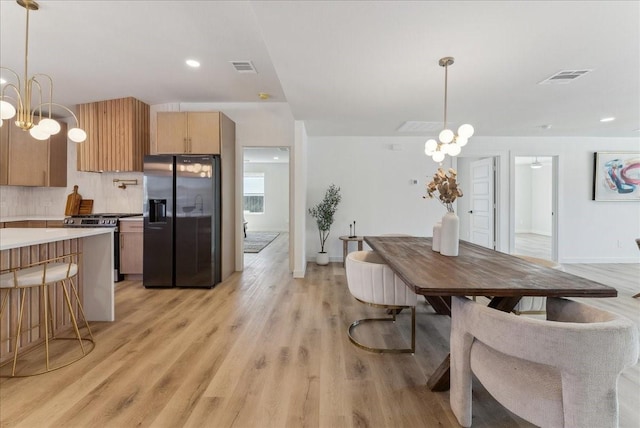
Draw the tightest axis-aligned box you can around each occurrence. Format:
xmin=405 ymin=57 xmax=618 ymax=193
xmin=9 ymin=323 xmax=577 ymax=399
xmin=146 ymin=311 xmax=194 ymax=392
xmin=561 ymin=257 xmax=640 ymax=264
xmin=305 ymin=254 xmax=343 ymax=263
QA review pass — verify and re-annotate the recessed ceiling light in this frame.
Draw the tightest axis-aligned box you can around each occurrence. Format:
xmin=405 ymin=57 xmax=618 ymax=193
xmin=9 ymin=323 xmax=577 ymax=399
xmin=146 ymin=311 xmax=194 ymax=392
xmin=0 ymin=78 xmax=6 ymax=85
xmin=600 ymin=117 xmax=615 ymax=122
xmin=273 ymin=156 xmax=279 ymax=160
xmin=186 ymin=59 xmax=200 ymax=68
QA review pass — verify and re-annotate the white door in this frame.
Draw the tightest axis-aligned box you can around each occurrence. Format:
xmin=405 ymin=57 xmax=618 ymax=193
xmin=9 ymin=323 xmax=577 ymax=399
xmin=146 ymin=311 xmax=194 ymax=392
xmin=469 ymin=157 xmax=495 ymax=249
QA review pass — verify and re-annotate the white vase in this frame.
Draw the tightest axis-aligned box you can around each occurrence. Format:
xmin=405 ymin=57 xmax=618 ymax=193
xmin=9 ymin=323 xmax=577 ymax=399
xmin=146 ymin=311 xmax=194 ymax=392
xmin=316 ymin=252 xmax=329 ymax=266
xmin=432 ymin=222 xmax=442 ymax=252
xmin=440 ymin=212 xmax=459 ymax=256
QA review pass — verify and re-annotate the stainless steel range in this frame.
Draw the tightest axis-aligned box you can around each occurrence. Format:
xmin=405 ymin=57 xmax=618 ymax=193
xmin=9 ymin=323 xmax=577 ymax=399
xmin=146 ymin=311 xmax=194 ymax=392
xmin=63 ymin=213 xmax=141 ymax=229
xmin=63 ymin=213 xmax=142 ymax=281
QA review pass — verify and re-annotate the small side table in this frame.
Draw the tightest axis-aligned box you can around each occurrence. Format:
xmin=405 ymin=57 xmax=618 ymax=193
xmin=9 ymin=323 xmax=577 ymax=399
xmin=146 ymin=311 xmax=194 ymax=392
xmin=339 ymin=236 xmax=364 ymax=266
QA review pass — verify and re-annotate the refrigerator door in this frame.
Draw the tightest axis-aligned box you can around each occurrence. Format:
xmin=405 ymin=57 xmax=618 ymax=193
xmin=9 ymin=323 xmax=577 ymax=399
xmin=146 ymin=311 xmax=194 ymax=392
xmin=175 ymin=155 xmax=218 ymax=287
xmin=143 ymin=155 xmax=175 ymax=287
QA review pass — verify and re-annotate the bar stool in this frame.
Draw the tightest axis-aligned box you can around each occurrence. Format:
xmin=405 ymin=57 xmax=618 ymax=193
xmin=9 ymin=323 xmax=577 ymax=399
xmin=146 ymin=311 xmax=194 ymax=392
xmin=0 ymin=253 xmax=94 ymax=377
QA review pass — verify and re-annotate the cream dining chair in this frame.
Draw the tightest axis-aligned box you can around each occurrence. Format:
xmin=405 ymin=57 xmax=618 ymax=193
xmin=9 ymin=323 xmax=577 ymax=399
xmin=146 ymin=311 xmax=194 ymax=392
xmin=345 ymin=250 xmax=417 ymax=353
xmin=449 ymin=296 xmax=639 ymax=428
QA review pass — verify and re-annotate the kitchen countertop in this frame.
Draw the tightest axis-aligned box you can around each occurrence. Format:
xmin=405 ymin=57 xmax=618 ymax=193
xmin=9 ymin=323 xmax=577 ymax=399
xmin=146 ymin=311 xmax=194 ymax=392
xmin=0 ymin=215 xmax=66 ymax=223
xmin=0 ymin=228 xmax=113 ymax=250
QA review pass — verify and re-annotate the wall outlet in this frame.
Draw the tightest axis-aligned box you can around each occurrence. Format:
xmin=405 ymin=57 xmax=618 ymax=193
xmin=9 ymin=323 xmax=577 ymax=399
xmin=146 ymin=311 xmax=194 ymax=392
xmin=617 ymin=240 xmax=622 ymax=248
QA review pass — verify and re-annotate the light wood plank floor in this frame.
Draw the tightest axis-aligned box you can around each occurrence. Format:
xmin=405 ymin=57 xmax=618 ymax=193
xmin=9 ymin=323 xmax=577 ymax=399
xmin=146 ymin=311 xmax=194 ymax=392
xmin=514 ymin=233 xmax=552 ymax=260
xmin=1 ymin=233 xmax=638 ymax=427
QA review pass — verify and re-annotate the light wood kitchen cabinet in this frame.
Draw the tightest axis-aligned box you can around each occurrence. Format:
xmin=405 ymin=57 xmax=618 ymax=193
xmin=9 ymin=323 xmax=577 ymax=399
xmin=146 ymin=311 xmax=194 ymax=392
xmin=0 ymin=121 xmax=67 ymax=187
xmin=156 ymin=111 xmax=234 ymax=155
xmin=120 ymin=220 xmax=143 ymax=275
xmin=77 ymin=97 xmax=150 ymax=172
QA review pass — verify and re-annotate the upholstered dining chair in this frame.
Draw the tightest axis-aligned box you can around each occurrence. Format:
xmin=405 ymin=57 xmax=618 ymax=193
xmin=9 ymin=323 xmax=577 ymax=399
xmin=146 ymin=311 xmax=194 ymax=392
xmin=450 ymin=296 xmax=639 ymax=428
xmin=345 ymin=250 xmax=418 ymax=353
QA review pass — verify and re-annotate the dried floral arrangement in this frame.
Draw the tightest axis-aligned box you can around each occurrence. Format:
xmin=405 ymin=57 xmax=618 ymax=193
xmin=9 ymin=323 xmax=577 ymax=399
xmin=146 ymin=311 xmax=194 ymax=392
xmin=424 ymin=168 xmax=463 ymax=213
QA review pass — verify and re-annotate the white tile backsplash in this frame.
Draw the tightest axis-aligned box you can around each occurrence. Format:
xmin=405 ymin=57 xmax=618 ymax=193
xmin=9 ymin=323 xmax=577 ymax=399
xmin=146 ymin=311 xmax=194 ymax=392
xmin=1 ymin=140 xmax=144 ymax=217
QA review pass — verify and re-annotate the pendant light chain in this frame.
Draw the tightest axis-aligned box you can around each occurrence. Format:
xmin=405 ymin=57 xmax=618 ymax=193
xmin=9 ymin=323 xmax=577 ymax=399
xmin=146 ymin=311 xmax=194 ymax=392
xmin=424 ymin=56 xmax=474 ymax=163
xmin=443 ymin=61 xmax=448 ymax=130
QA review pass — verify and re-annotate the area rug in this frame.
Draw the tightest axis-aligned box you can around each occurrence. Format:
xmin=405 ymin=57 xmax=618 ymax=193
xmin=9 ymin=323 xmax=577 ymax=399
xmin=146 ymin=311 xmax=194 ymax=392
xmin=244 ymin=232 xmax=280 ymax=253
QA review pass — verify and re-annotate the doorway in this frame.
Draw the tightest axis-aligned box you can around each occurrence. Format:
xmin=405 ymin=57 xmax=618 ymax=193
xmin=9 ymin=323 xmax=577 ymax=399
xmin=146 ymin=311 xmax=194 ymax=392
xmin=457 ymin=156 xmax=497 ymax=250
xmin=512 ymin=156 xmax=556 ymax=260
xmin=242 ymin=147 xmax=290 ymax=267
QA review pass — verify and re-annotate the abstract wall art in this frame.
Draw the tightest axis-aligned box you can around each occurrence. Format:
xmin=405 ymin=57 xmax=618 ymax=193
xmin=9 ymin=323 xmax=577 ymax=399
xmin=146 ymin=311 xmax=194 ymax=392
xmin=593 ymin=152 xmax=640 ymax=201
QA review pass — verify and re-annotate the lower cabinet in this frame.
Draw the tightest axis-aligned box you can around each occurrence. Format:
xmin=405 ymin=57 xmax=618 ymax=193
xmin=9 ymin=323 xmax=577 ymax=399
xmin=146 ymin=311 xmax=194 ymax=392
xmin=120 ymin=220 xmax=143 ymax=275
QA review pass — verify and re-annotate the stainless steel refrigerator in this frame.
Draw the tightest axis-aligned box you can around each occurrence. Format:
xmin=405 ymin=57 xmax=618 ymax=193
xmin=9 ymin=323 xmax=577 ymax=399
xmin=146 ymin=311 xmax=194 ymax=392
xmin=143 ymin=155 xmax=221 ymax=288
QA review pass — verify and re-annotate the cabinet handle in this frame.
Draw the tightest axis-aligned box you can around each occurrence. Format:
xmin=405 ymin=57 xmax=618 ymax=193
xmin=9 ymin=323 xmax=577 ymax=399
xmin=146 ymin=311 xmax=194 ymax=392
xmin=120 ymin=236 xmax=124 ymax=249
xmin=188 ymin=137 xmax=192 ymax=153
xmin=184 ymin=137 xmax=188 ymax=152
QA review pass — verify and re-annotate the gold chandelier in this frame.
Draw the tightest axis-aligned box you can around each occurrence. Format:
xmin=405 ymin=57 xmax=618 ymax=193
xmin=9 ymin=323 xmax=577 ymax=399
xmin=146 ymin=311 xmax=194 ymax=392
xmin=0 ymin=0 xmax=86 ymax=142
xmin=424 ymin=57 xmax=473 ymax=163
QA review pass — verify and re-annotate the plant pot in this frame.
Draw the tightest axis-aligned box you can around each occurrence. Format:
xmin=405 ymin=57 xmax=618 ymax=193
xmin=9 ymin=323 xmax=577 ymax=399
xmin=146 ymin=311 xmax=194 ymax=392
xmin=316 ymin=252 xmax=329 ymax=266
xmin=440 ymin=212 xmax=459 ymax=256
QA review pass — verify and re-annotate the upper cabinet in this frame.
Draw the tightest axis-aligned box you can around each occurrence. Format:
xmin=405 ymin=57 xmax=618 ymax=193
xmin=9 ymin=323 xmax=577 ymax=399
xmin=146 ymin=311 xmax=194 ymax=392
xmin=156 ymin=112 xmax=233 ymax=155
xmin=0 ymin=121 xmax=67 ymax=187
xmin=77 ymin=97 xmax=150 ymax=172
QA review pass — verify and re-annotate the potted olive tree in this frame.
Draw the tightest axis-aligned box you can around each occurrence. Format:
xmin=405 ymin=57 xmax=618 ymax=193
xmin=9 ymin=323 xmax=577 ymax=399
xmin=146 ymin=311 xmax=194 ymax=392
xmin=308 ymin=184 xmax=341 ymax=265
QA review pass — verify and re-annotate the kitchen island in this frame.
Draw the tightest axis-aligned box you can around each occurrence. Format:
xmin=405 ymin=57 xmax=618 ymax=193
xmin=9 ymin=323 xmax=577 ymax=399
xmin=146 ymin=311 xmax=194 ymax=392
xmin=0 ymin=228 xmax=115 ymax=321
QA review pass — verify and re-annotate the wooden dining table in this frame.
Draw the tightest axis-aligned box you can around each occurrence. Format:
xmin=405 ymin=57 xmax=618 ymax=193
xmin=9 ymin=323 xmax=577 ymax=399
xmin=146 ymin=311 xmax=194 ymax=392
xmin=364 ymin=236 xmax=618 ymax=391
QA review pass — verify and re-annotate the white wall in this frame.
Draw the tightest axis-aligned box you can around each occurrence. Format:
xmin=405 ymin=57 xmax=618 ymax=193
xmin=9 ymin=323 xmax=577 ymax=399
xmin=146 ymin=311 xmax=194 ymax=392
xmin=513 ymin=162 xmax=553 ymax=236
xmin=515 ymin=164 xmax=533 ymax=233
xmin=293 ymin=121 xmax=308 ymax=277
xmin=461 ymin=136 xmax=639 ymax=263
xmin=307 ymin=135 xmax=640 ymax=264
xmin=530 ymin=163 xmax=552 ymax=236
xmin=243 ymin=162 xmax=289 ymax=232
xmin=306 ymin=136 xmax=454 ymax=261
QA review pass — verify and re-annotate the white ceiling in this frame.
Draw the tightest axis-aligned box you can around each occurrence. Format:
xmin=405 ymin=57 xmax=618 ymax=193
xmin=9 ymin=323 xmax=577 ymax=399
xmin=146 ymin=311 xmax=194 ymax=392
xmin=1 ymin=0 xmax=639 ymax=138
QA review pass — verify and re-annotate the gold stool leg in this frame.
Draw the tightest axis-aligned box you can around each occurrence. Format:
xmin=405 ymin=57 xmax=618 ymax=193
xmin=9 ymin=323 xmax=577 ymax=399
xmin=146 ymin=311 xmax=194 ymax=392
xmin=46 ymin=284 xmax=56 ymax=339
xmin=42 ymin=284 xmax=51 ymax=372
xmin=59 ymin=279 xmax=86 ymax=354
xmin=11 ymin=288 xmax=27 ymax=376
xmin=67 ymin=276 xmax=94 ymax=341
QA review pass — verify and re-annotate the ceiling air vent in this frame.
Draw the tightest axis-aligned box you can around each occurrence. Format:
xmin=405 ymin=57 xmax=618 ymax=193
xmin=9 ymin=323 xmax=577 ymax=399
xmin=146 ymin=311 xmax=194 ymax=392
xmin=230 ymin=61 xmax=257 ymax=74
xmin=538 ymin=69 xmax=592 ymax=85
xmin=397 ymin=121 xmax=441 ymax=132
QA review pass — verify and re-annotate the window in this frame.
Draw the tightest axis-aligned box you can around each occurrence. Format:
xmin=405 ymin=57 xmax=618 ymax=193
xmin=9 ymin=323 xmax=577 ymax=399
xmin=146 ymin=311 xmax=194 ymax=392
xmin=244 ymin=173 xmax=265 ymax=213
